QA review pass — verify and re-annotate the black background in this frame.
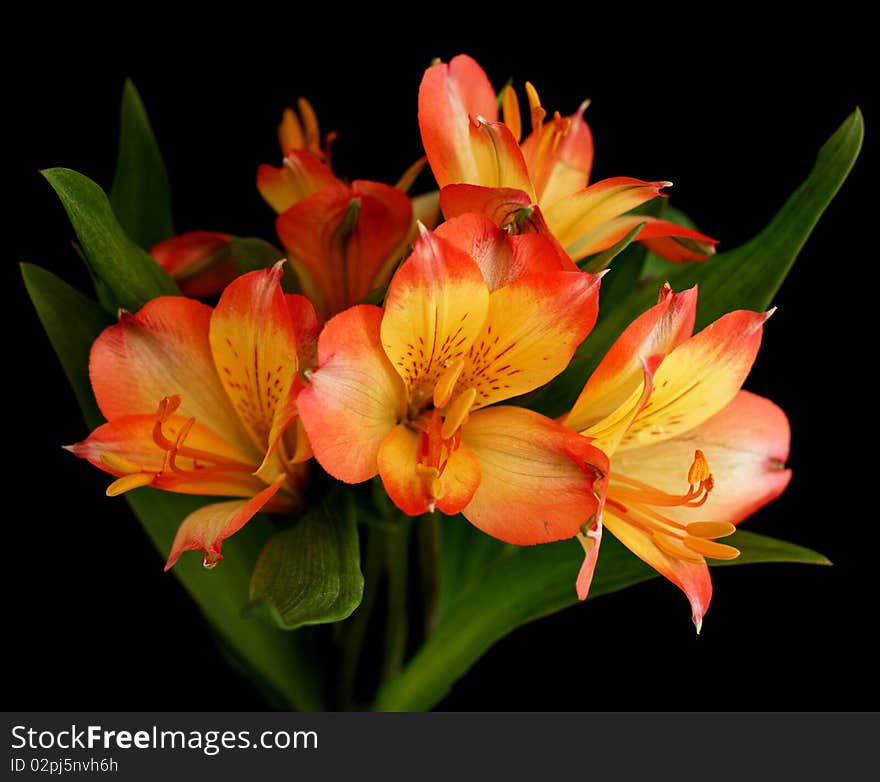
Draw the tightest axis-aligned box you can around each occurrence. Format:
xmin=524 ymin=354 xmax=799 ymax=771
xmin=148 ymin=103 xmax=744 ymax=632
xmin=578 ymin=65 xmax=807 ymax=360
xmin=7 ymin=15 xmax=874 ymax=710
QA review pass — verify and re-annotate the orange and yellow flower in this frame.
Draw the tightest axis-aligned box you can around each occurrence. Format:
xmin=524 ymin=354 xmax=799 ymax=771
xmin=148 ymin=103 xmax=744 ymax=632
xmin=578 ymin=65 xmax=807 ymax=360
xmin=298 ymin=216 xmax=608 ymax=544
xmin=151 ymin=230 xmax=239 ymax=298
xmin=418 ymin=55 xmax=718 ymax=264
xmin=67 ymin=264 xmax=317 ymax=569
xmin=256 ymin=100 xmax=439 ymax=319
xmin=561 ymin=285 xmax=791 ymax=628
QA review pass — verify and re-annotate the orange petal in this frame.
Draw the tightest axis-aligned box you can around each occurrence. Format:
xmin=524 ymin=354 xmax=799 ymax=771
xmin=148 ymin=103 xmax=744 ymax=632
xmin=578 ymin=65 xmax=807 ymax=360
xmin=418 ymin=54 xmax=498 ymax=188
xmin=619 ymin=309 xmax=770 ymax=450
xmin=164 ymin=476 xmax=287 ymax=570
xmin=257 ymin=150 xmax=338 ymax=214
xmin=377 ymin=424 xmax=481 ymax=516
xmin=458 ymin=268 xmax=601 ymax=409
xmin=563 ymin=285 xmax=697 ymax=442
xmin=298 ymin=305 xmax=406 ymax=483
xmin=461 ymin=406 xmax=609 ymax=545
xmin=543 ymin=177 xmax=671 ymax=255
xmin=68 ymin=413 xmax=264 ymax=497
xmin=380 ymin=229 xmax=489 ymax=404
xmin=604 ymin=508 xmax=712 ymax=630
xmin=613 ymin=390 xmax=791 ymax=527
xmin=571 ymin=214 xmax=719 ymax=262
xmin=521 ymin=103 xmax=594 ymax=208
xmin=576 ymin=515 xmax=603 ymax=601
xmin=209 ymin=263 xmax=303 ymax=454
xmin=435 ymin=213 xmax=572 ymax=291
xmin=275 ymin=179 xmax=413 ymax=318
xmin=90 ymin=297 xmax=255 ymax=460
xmin=150 ymin=231 xmax=239 ymax=298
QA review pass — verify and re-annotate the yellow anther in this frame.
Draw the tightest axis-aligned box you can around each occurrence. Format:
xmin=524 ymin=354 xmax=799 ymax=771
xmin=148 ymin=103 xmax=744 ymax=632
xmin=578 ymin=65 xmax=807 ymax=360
xmin=650 ymin=532 xmax=703 ymax=564
xmin=433 ymin=360 xmax=465 ymax=409
xmin=106 ymin=472 xmax=154 ymax=497
xmin=296 ymin=97 xmax=321 ymax=151
xmin=524 ymin=81 xmax=546 ymax=133
xmin=415 ymin=464 xmax=444 ymax=500
xmin=502 ymin=85 xmax=522 ymax=142
xmin=100 ymin=452 xmax=143 ymax=475
xmin=687 ymin=449 xmax=711 ymax=486
xmin=683 ymin=536 xmax=740 ymax=560
xmin=441 ymin=388 xmax=477 ymax=440
xmin=686 ymin=521 xmax=736 ymax=540
xmin=157 ymin=394 xmax=182 ymax=423
xmin=278 ymin=107 xmax=305 ymax=153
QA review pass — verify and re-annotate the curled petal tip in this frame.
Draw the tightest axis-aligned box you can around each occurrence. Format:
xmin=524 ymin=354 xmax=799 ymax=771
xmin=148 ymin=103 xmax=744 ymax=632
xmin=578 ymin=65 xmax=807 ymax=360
xmin=579 ymin=98 xmax=592 ymax=113
xmin=694 ymin=615 xmax=703 ymax=635
xmin=416 ymin=220 xmax=430 ymax=238
xmin=764 ymin=306 xmax=778 ymax=321
xmin=660 ymin=181 xmax=674 ymax=189
xmin=272 ymin=258 xmax=287 ymax=272
xmin=61 ymin=444 xmax=75 ymax=453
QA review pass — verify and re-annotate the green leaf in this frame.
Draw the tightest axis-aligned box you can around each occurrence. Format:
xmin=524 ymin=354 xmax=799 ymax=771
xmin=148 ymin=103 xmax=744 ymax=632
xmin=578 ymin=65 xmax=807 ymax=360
xmin=42 ymin=167 xmax=179 ymax=313
xmin=23 ymin=264 xmax=323 ymax=710
xmin=21 ymin=264 xmax=110 ymax=427
xmin=534 ymin=108 xmax=864 ymax=418
xmin=375 ymin=520 xmax=830 ymax=711
xmin=109 ymin=80 xmax=175 ymax=250
xmin=578 ymin=221 xmax=645 ymax=273
xmin=247 ymin=494 xmax=364 ymax=630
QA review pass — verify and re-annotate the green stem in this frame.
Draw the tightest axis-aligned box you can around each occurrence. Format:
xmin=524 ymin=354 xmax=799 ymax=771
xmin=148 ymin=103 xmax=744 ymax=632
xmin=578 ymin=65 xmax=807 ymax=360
xmin=417 ymin=514 xmax=439 ymax=637
xmin=339 ymin=524 xmax=383 ymax=710
xmin=380 ymin=522 xmax=411 ymax=685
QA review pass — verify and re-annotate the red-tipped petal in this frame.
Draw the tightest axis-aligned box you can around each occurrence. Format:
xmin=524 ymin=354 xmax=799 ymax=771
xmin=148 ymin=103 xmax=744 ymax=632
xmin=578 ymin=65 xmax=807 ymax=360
xmin=257 ymin=150 xmax=338 ymax=214
xmin=164 ymin=476 xmax=286 ymax=570
xmin=461 ymin=406 xmax=609 ymax=545
xmin=298 ymin=305 xmax=406 ymax=484
xmin=419 ymin=54 xmax=499 ymax=188
xmin=150 ymin=231 xmax=238 ymax=297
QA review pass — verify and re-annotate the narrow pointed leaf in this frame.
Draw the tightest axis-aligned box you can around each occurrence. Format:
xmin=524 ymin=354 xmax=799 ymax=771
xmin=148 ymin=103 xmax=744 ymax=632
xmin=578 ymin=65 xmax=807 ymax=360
xmin=43 ymin=167 xmax=179 ymax=312
xmin=247 ymin=494 xmax=364 ymax=630
xmin=110 ymin=79 xmax=175 ymax=249
xmin=534 ymin=109 xmax=864 ymax=418
xmin=376 ymin=520 xmax=829 ymax=711
xmin=23 ymin=264 xmax=323 ymax=710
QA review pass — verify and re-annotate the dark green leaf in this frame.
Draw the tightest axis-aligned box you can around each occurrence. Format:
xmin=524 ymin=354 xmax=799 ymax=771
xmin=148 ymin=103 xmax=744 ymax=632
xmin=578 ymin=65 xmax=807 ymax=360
xmin=534 ymin=108 xmax=864 ymax=418
xmin=247 ymin=494 xmax=364 ymax=630
xmin=24 ymin=263 xmax=323 ymax=709
xmin=110 ymin=80 xmax=175 ymax=249
xmin=227 ymin=236 xmax=299 ymax=292
xmin=375 ymin=520 xmax=830 ymax=711
xmin=21 ymin=264 xmax=111 ymax=427
xmin=42 ymin=167 xmax=179 ymax=312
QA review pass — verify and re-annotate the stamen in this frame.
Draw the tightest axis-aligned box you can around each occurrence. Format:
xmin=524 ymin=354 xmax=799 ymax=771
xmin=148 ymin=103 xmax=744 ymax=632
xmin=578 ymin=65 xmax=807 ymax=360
xmin=433 ymin=360 xmax=465 ymax=408
xmin=688 ymin=449 xmax=711 ymax=485
xmin=106 ymin=472 xmax=154 ymax=497
xmin=524 ymin=81 xmax=546 ymax=133
xmin=686 ymin=521 xmax=736 ymax=539
xmin=100 ymin=453 xmax=143 ymax=475
xmin=683 ymin=536 xmax=740 ymax=560
xmin=650 ymin=532 xmax=703 ymax=563
xmin=441 ymin=387 xmax=477 ymax=440
xmin=501 ymin=85 xmax=522 ymax=142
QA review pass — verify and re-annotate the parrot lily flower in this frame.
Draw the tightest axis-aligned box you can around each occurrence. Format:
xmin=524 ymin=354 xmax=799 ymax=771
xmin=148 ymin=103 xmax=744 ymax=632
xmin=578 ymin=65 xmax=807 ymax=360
xmin=560 ymin=285 xmax=791 ymax=629
xmin=151 ymin=230 xmax=239 ymax=298
xmin=67 ymin=263 xmax=319 ymax=570
xmin=298 ymin=216 xmax=608 ymax=544
xmin=418 ymin=54 xmax=718 ymax=264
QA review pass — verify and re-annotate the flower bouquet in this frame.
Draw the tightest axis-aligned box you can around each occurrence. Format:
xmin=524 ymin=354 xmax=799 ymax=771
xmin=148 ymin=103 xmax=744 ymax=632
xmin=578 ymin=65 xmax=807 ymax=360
xmin=23 ymin=54 xmax=862 ymax=710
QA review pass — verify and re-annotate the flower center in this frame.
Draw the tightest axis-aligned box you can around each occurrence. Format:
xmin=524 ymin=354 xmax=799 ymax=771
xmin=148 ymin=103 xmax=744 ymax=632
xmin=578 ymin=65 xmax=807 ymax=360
xmin=605 ymin=450 xmax=740 ymax=563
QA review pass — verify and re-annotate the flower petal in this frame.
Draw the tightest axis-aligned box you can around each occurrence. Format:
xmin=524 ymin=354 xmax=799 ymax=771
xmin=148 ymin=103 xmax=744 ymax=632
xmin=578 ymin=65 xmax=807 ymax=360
xmin=68 ymin=413 xmax=265 ymax=497
xmin=380 ymin=229 xmax=490 ymax=402
xmin=570 ymin=214 xmax=718 ymax=262
xmin=377 ymin=424 xmax=481 ymax=516
xmin=543 ymin=177 xmax=670 ymax=254
xmin=90 ymin=296 xmax=255 ymax=459
xmin=563 ymin=284 xmax=697 ymax=443
xmin=457 ymin=269 xmax=601 ymax=409
xmin=209 ymin=263 xmax=303 ymax=454
xmin=439 ymin=184 xmax=532 ymax=224
xmin=619 ymin=309 xmax=770 ymax=450
xmin=257 ymin=150 xmax=338 ymax=214
xmin=521 ymin=104 xmax=594 ymax=208
xmin=164 ymin=476 xmax=287 ymax=570
xmin=461 ymin=406 xmax=609 ymax=545
xmin=298 ymin=305 xmax=406 ymax=483
xmin=466 ymin=117 xmax=535 ymax=198
xmin=435 ymin=213 xmax=572 ymax=291
xmin=275 ymin=179 xmax=413 ymax=317
xmin=613 ymin=390 xmax=791 ymax=526
xmin=418 ymin=54 xmax=499 ymax=188
xmin=604 ymin=509 xmax=712 ymax=629
xmin=150 ymin=231 xmax=238 ymax=297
